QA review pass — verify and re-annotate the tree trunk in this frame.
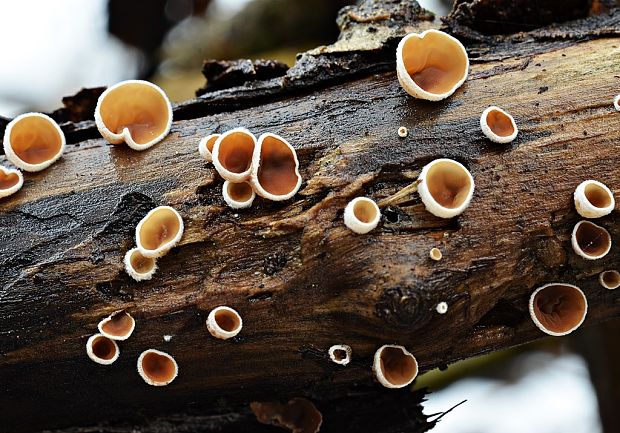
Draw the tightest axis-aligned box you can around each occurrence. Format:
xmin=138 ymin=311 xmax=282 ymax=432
xmin=1 ymin=1 xmax=619 ymax=432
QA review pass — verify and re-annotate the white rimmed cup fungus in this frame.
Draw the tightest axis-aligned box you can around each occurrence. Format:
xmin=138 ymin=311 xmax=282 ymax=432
xmin=135 ymin=206 xmax=184 ymax=258
xmin=124 ymin=247 xmax=158 ymax=281
xmin=599 ymin=270 xmax=620 ymax=290
xmin=436 ymin=302 xmax=448 ymax=314
xmin=328 ymin=344 xmax=352 ymax=366
xmin=3 ymin=113 xmax=65 ymax=172
xmin=480 ymin=106 xmax=518 ymax=143
xmin=212 ymin=128 xmax=257 ymax=182
xmin=614 ymin=94 xmax=620 ymax=111
xmin=373 ymin=344 xmax=419 ymax=389
xmin=95 ymin=80 xmax=172 ymax=151
xmin=222 ymin=180 xmax=256 ymax=209
xmin=573 ymin=180 xmax=615 ymax=219
xmin=344 ymin=197 xmax=381 ymax=234
xmin=429 ymin=247 xmax=442 ymax=261
xmin=198 ymin=133 xmax=220 ymax=162
xmin=529 ymin=283 xmax=587 ymax=336
xmin=251 ymin=133 xmax=302 ymax=201
xmin=398 ymin=126 xmax=408 ymax=138
xmin=0 ymin=166 xmax=24 ymax=199
xmin=137 ymin=349 xmax=178 ymax=386
xmin=396 ymin=29 xmax=469 ymax=101
xmin=98 ymin=310 xmax=135 ymax=341
xmin=206 ymin=306 xmax=243 ymax=340
xmin=571 ymin=220 xmax=611 ymax=260
xmin=250 ymin=398 xmax=322 ymax=433
xmin=417 ymin=158 xmax=474 ymax=218
xmin=86 ymin=333 xmax=119 ymax=365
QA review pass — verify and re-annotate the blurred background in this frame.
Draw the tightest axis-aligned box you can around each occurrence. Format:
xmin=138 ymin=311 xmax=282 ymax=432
xmin=1 ymin=1 xmax=617 ymax=432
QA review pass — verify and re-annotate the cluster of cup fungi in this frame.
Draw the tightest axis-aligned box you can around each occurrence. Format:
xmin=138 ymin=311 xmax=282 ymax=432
xmin=0 ymin=25 xmax=618 ymax=432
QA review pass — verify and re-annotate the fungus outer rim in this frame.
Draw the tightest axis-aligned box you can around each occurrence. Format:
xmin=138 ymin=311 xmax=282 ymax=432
xmin=480 ymin=106 xmax=518 ymax=143
xmin=599 ymin=270 xmax=620 ymax=290
xmin=250 ymin=132 xmax=302 ymax=201
xmin=222 ymin=180 xmax=256 ymax=209
xmin=417 ymin=158 xmax=475 ymax=219
xmin=86 ymin=333 xmax=120 ymax=365
xmin=135 ymin=206 xmax=184 ymax=258
xmin=124 ymin=247 xmax=158 ymax=281
xmin=198 ymin=133 xmax=220 ymax=162
xmin=372 ymin=344 xmax=419 ymax=389
xmin=3 ymin=112 xmax=66 ymax=172
xmin=570 ymin=220 xmax=612 ymax=260
xmin=212 ymin=127 xmax=257 ymax=182
xmin=97 ymin=310 xmax=136 ymax=341
xmin=396 ymin=29 xmax=469 ymax=101
xmin=0 ymin=166 xmax=24 ymax=198
xmin=343 ymin=197 xmax=381 ymax=234
xmin=573 ymin=180 xmax=615 ymax=219
xmin=206 ymin=306 xmax=243 ymax=340
xmin=136 ymin=349 xmax=179 ymax=386
xmin=328 ymin=344 xmax=352 ymax=366
xmin=94 ymin=80 xmax=173 ymax=151
xmin=528 ymin=283 xmax=588 ymax=337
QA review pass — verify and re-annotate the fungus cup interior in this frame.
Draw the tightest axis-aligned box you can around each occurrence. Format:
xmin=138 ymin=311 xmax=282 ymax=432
xmin=402 ymin=32 xmax=467 ymax=94
xmin=379 ymin=346 xmax=418 ymax=386
xmin=91 ymin=336 xmax=117 ymax=360
xmin=227 ymin=182 xmax=253 ymax=202
xmin=0 ymin=170 xmax=20 ymax=190
xmin=139 ymin=208 xmax=181 ymax=251
xmin=584 ymin=183 xmax=612 ymax=208
xmin=218 ymin=131 xmax=255 ymax=173
xmin=333 ymin=349 xmax=347 ymax=361
xmin=215 ymin=309 xmax=241 ymax=332
xmin=141 ymin=352 xmax=176 ymax=382
xmin=99 ymin=83 xmax=169 ymax=144
xmin=425 ymin=161 xmax=472 ymax=209
xmin=602 ymin=271 xmax=620 ymax=288
xmin=251 ymin=398 xmax=322 ymax=433
xmin=353 ymin=199 xmax=378 ymax=224
xmin=575 ymin=221 xmax=610 ymax=256
xmin=9 ymin=116 xmax=63 ymax=164
xmin=101 ymin=311 xmax=133 ymax=338
xmin=257 ymin=135 xmax=298 ymax=196
xmin=532 ymin=285 xmax=586 ymax=333
xmin=485 ymin=109 xmax=515 ymax=137
xmin=129 ymin=250 xmax=156 ymax=273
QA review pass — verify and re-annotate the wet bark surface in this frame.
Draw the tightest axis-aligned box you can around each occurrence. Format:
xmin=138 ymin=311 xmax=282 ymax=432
xmin=1 ymin=1 xmax=619 ymax=432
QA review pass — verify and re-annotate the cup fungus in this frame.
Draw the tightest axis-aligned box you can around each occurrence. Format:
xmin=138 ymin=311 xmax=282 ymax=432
xmin=398 ymin=126 xmax=408 ymax=138
xmin=599 ymin=270 xmax=620 ymax=290
xmin=614 ymin=94 xmax=620 ymax=112
xmin=529 ymin=283 xmax=587 ymax=336
xmin=571 ymin=220 xmax=611 ymax=260
xmin=124 ymin=247 xmax=157 ymax=281
xmin=573 ymin=180 xmax=615 ymax=218
xmin=344 ymin=197 xmax=381 ymax=234
xmin=222 ymin=180 xmax=255 ymax=209
xmin=98 ymin=310 xmax=135 ymax=341
xmin=137 ymin=349 xmax=178 ymax=386
xmin=0 ymin=166 xmax=24 ymax=199
xmin=95 ymin=80 xmax=172 ymax=151
xmin=429 ymin=247 xmax=442 ymax=261
xmin=328 ymin=344 xmax=352 ymax=366
xmin=135 ymin=206 xmax=184 ymax=258
xmin=198 ymin=133 xmax=220 ymax=162
xmin=250 ymin=133 xmax=302 ymax=201
xmin=212 ymin=128 xmax=257 ymax=182
xmin=3 ymin=113 xmax=66 ymax=172
xmin=373 ymin=344 xmax=419 ymax=389
xmin=86 ymin=333 xmax=119 ymax=365
xmin=417 ymin=158 xmax=474 ymax=218
xmin=250 ymin=398 xmax=322 ymax=433
xmin=436 ymin=302 xmax=448 ymax=314
xmin=206 ymin=306 xmax=243 ymax=340
xmin=480 ymin=106 xmax=518 ymax=143
xmin=396 ymin=29 xmax=469 ymax=101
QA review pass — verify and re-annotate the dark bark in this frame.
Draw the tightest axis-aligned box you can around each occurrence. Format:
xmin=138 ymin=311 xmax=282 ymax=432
xmin=1 ymin=1 xmax=620 ymax=432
